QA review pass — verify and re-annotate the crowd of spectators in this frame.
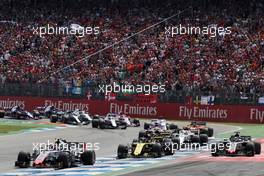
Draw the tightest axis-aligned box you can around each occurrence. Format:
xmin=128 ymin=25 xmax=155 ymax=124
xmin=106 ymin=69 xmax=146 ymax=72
xmin=0 ymin=0 xmax=263 ymax=99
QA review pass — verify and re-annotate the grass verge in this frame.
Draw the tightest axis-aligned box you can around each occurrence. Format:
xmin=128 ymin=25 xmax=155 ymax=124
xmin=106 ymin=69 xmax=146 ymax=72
xmin=216 ymin=123 xmax=264 ymax=139
xmin=0 ymin=119 xmax=56 ymax=135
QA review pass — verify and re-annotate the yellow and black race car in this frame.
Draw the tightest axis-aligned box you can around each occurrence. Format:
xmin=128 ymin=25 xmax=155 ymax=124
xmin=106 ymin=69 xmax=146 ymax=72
xmin=117 ymin=129 xmax=179 ymax=159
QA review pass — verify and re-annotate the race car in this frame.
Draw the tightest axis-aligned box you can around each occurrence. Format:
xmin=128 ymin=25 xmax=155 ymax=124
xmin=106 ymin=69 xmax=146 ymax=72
xmin=92 ymin=114 xmax=127 ymax=129
xmin=183 ymin=121 xmax=214 ymax=137
xmin=138 ymin=127 xmax=180 ymax=148
xmin=15 ymin=139 xmax=96 ymax=169
xmin=0 ymin=107 xmax=5 ymax=118
xmin=138 ymin=127 xmax=178 ymax=140
xmin=211 ymin=132 xmax=261 ymax=157
xmin=173 ymin=129 xmax=209 ymax=149
xmin=32 ymin=106 xmax=54 ymax=119
xmin=41 ymin=105 xmax=65 ymax=119
xmin=117 ymin=132 xmax=175 ymax=159
xmin=118 ymin=114 xmax=140 ymax=127
xmin=50 ymin=109 xmax=92 ymax=125
xmin=4 ymin=106 xmax=39 ymax=120
xmin=144 ymin=119 xmax=178 ymax=131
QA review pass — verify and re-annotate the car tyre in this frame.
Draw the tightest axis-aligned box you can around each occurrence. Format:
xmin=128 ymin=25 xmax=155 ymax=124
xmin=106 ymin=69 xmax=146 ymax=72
xmin=245 ymin=142 xmax=255 ymax=157
xmin=199 ymin=134 xmax=208 ymax=145
xmin=81 ymin=150 xmax=96 ymax=165
xmin=57 ymin=153 xmax=70 ymax=168
xmin=254 ymin=142 xmax=261 ymax=154
xmin=208 ymin=128 xmax=214 ymax=137
xmin=15 ymin=151 xmax=30 ymax=168
xmin=117 ymin=144 xmax=128 ymax=159
xmin=152 ymin=143 xmax=162 ymax=158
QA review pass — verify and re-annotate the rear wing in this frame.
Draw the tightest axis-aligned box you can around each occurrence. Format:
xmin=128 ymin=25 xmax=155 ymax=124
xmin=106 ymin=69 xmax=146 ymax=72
xmin=191 ymin=121 xmax=206 ymax=126
xmin=240 ymin=136 xmax=252 ymax=141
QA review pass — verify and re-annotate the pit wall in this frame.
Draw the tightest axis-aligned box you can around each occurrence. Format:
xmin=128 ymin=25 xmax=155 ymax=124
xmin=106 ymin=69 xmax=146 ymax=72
xmin=0 ymin=96 xmax=263 ymax=124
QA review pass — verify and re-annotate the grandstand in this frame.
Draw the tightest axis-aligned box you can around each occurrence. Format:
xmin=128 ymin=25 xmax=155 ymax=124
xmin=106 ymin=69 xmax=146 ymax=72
xmin=0 ymin=0 xmax=263 ymax=105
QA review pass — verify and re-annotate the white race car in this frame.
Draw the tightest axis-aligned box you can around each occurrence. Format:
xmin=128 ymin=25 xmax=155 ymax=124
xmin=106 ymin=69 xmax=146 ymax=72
xmin=50 ymin=109 xmax=92 ymax=125
xmin=118 ymin=114 xmax=140 ymax=127
xmin=144 ymin=119 xmax=177 ymax=131
xmin=172 ymin=129 xmax=209 ymax=149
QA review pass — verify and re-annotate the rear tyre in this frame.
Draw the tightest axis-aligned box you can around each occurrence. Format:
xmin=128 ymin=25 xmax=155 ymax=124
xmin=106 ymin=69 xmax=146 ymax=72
xmin=99 ymin=121 xmax=105 ymax=129
xmin=134 ymin=119 xmax=140 ymax=126
xmin=168 ymin=124 xmax=178 ymax=130
xmin=199 ymin=134 xmax=208 ymax=145
xmin=117 ymin=144 xmax=128 ymax=159
xmin=92 ymin=120 xmax=99 ymax=128
xmin=81 ymin=151 xmax=96 ymax=165
xmin=211 ymin=143 xmax=219 ymax=157
xmin=190 ymin=135 xmax=200 ymax=143
xmin=144 ymin=123 xmax=150 ymax=130
xmin=245 ymin=142 xmax=255 ymax=157
xmin=254 ymin=142 xmax=261 ymax=154
xmin=50 ymin=116 xmax=58 ymax=123
xmin=208 ymin=128 xmax=214 ymax=137
xmin=138 ymin=131 xmax=145 ymax=139
xmin=132 ymin=139 xmax=138 ymax=143
xmin=152 ymin=143 xmax=162 ymax=158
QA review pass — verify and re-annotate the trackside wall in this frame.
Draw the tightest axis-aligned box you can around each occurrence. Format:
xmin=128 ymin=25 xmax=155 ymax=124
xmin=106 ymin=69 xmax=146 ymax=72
xmin=0 ymin=96 xmax=263 ymax=124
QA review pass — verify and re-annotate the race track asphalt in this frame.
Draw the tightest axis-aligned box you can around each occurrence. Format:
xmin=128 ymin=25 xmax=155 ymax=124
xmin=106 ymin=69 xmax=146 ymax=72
xmin=0 ymin=120 xmax=240 ymax=174
xmin=122 ymin=158 xmax=264 ymax=176
xmin=121 ymin=123 xmax=264 ymax=176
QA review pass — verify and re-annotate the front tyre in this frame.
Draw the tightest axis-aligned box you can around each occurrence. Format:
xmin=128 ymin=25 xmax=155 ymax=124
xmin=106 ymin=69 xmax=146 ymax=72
xmin=15 ymin=151 xmax=30 ymax=168
xmin=81 ymin=151 xmax=96 ymax=165
xmin=117 ymin=144 xmax=128 ymax=159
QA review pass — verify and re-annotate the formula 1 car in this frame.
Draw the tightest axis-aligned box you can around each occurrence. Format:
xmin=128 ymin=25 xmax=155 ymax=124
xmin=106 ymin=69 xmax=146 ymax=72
xmin=4 ymin=106 xmax=39 ymax=120
xmin=144 ymin=119 xmax=178 ymax=131
xmin=117 ymin=132 xmax=175 ymax=158
xmin=183 ymin=121 xmax=214 ymax=137
xmin=173 ymin=129 xmax=209 ymax=148
xmin=40 ymin=105 xmax=65 ymax=119
xmin=32 ymin=106 xmax=54 ymax=119
xmin=118 ymin=114 xmax=140 ymax=127
xmin=92 ymin=114 xmax=127 ymax=129
xmin=138 ymin=128 xmax=180 ymax=148
xmin=15 ymin=139 xmax=96 ymax=169
xmin=211 ymin=132 xmax=261 ymax=157
xmin=50 ymin=109 xmax=92 ymax=125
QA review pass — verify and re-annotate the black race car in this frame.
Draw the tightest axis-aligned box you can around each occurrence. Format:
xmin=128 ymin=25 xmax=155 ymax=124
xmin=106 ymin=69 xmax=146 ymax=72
xmin=92 ymin=114 xmax=127 ymax=129
xmin=117 ymin=131 xmax=175 ymax=159
xmin=211 ymin=132 xmax=261 ymax=157
xmin=15 ymin=139 xmax=96 ymax=169
xmin=42 ymin=106 xmax=65 ymax=119
xmin=50 ymin=109 xmax=92 ymax=125
xmin=4 ymin=106 xmax=39 ymax=120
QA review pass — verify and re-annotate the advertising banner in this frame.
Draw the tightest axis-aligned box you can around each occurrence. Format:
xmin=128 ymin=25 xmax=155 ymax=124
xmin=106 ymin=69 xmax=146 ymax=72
xmin=0 ymin=96 xmax=263 ymax=124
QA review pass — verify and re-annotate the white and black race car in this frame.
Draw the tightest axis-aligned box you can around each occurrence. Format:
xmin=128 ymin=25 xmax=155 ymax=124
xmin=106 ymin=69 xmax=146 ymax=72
xmin=211 ymin=132 xmax=261 ymax=157
xmin=117 ymin=114 xmax=140 ymax=127
xmin=15 ymin=139 xmax=96 ymax=169
xmin=50 ymin=109 xmax=92 ymax=125
xmin=4 ymin=106 xmax=39 ymax=120
xmin=92 ymin=114 xmax=127 ymax=129
xmin=172 ymin=129 xmax=209 ymax=149
xmin=144 ymin=119 xmax=178 ymax=131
